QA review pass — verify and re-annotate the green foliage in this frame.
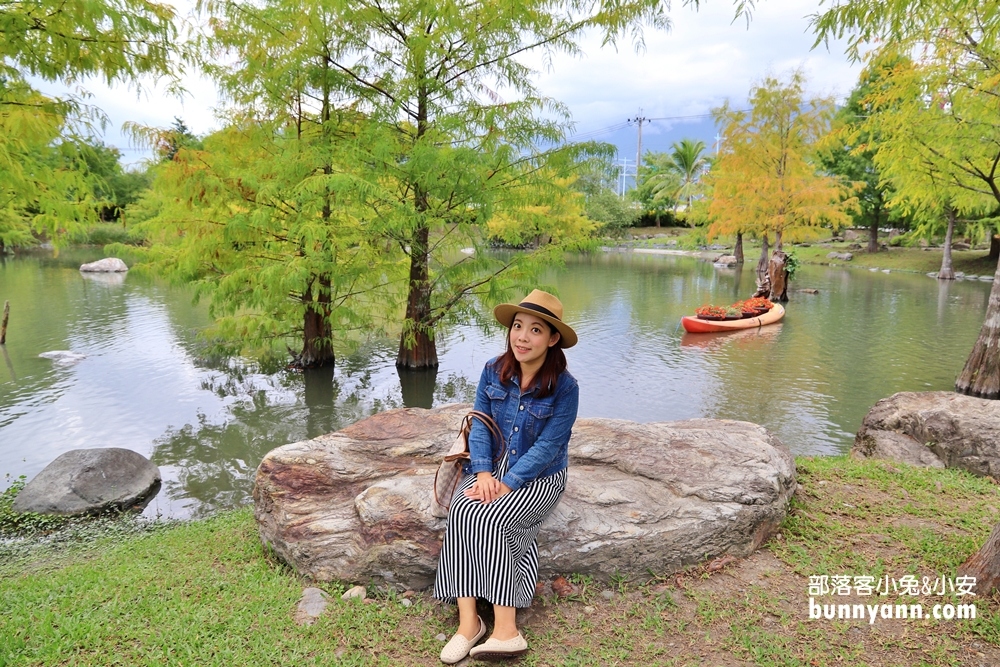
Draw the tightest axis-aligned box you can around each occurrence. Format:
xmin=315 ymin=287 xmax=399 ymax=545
xmin=127 ymin=0 xmax=698 ymax=367
xmin=647 ymin=139 xmax=710 ymax=216
xmin=77 ymin=141 xmax=152 ymax=221
xmin=0 ymin=82 xmax=94 ymax=249
xmin=1 ymin=0 xmax=176 ymax=249
xmin=818 ymin=61 xmax=910 ymax=237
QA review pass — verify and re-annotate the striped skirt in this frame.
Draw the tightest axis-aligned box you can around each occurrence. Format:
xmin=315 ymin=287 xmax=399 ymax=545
xmin=434 ymin=453 xmax=567 ymax=608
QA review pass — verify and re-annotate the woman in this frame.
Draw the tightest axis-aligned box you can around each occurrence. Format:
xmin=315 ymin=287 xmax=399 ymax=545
xmin=435 ymin=289 xmax=579 ymax=663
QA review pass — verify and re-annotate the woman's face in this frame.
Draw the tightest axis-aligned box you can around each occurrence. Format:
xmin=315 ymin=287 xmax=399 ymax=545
xmin=509 ymin=313 xmax=561 ymax=367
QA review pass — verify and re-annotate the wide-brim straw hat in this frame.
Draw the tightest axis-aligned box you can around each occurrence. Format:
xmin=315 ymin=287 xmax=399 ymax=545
xmin=493 ymin=289 xmax=578 ymax=348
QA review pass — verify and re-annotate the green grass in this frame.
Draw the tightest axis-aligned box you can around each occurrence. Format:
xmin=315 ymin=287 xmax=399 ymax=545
xmin=3 ymin=457 xmax=1000 ymax=666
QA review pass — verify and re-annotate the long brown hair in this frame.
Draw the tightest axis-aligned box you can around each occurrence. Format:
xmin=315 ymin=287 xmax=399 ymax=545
xmin=491 ymin=322 xmax=567 ymax=398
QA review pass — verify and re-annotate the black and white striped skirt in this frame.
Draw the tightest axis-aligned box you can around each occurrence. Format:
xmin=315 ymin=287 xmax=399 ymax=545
xmin=434 ymin=453 xmax=567 ymax=608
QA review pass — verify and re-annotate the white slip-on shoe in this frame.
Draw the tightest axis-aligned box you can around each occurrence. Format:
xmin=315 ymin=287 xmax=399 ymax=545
xmin=440 ymin=616 xmax=487 ymax=664
xmin=468 ymin=633 xmax=529 ymax=660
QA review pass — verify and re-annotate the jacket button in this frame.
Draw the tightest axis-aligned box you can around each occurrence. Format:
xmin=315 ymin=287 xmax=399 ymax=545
xmin=519 ymin=405 xmax=524 ymax=410
xmin=514 ymin=426 xmax=519 ymax=432
xmin=512 ymin=450 xmax=516 ymax=455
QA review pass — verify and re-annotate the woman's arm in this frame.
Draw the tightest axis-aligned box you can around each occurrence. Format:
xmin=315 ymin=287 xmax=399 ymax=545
xmin=500 ymin=380 xmax=578 ymax=492
xmin=467 ymin=364 xmax=496 ymax=475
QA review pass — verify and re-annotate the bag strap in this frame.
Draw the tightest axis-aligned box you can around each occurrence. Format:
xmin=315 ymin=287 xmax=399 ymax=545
xmin=466 ymin=410 xmax=506 ymax=462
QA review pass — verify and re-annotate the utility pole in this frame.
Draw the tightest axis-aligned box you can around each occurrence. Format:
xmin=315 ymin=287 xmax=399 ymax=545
xmin=714 ymin=132 xmax=724 ymax=156
xmin=628 ymin=110 xmax=648 ymax=188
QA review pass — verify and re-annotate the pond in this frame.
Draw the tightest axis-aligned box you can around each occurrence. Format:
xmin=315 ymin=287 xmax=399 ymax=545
xmin=0 ymin=248 xmax=991 ymax=518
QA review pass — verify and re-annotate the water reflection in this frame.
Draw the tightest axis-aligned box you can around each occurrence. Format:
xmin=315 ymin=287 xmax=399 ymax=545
xmin=398 ymin=367 xmax=438 ymax=408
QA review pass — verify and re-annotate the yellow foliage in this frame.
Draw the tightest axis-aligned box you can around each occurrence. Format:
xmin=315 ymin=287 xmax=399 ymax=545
xmin=706 ymin=72 xmax=857 ymax=245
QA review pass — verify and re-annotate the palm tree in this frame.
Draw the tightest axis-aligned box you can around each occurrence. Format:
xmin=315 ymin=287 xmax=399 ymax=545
xmin=648 ymin=139 xmax=710 ymax=215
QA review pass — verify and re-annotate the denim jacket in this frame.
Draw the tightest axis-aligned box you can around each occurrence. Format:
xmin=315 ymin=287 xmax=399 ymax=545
xmin=464 ymin=357 xmax=579 ymax=491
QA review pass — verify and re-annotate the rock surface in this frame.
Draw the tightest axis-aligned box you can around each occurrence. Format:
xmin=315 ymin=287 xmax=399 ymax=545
xmin=254 ymin=404 xmax=796 ymax=591
xmin=294 ymin=587 xmax=330 ymax=626
xmin=713 ymin=255 xmax=739 ymax=267
xmin=826 ymin=251 xmax=854 ymax=261
xmin=79 ymin=257 xmax=128 ymax=272
xmin=38 ymin=350 xmax=87 ymax=365
xmin=13 ymin=448 xmax=161 ymax=515
xmin=853 ymin=392 xmax=1000 ymax=477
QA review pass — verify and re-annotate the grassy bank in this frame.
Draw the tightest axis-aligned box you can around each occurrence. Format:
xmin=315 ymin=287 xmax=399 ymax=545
xmin=2 ymin=456 xmax=999 ymax=666
xmin=622 ymin=227 xmax=998 ymax=277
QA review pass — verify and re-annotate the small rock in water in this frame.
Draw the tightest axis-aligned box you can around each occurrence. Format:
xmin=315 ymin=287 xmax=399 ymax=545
xmin=294 ymin=587 xmax=330 ymax=626
xmin=79 ymin=257 xmax=129 ymax=273
xmin=342 ymin=585 xmax=366 ymax=600
xmin=881 ymin=269 xmax=890 ymax=273
xmin=981 ymin=275 xmax=995 ymax=282
xmin=927 ymin=272 xmax=938 ymax=278
xmin=39 ymin=350 xmax=87 ymax=365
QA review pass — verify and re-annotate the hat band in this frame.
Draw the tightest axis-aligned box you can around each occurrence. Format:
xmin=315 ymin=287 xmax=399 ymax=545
xmin=518 ymin=301 xmax=561 ymax=322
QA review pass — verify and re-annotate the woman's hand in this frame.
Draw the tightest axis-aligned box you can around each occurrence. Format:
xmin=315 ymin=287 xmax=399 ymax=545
xmin=465 ymin=472 xmax=512 ymax=504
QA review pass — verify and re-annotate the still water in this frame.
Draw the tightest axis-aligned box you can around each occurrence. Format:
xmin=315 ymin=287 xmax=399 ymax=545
xmin=0 ymin=248 xmax=991 ymax=518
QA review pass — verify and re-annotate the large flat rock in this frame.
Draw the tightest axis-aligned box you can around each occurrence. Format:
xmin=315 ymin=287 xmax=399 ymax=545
xmin=253 ymin=404 xmax=796 ymax=590
xmin=853 ymin=391 xmax=1000 ymax=477
xmin=13 ymin=447 xmax=161 ymax=515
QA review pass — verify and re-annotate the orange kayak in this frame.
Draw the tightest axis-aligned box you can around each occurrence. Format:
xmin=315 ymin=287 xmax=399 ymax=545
xmin=681 ymin=304 xmax=785 ymax=333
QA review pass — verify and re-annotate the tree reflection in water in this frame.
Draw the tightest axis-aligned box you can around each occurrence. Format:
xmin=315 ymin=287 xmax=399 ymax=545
xmin=150 ymin=357 xmax=476 ymax=518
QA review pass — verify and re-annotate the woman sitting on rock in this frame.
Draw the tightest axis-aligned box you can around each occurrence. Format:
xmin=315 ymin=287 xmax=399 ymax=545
xmin=435 ymin=289 xmax=579 ymax=663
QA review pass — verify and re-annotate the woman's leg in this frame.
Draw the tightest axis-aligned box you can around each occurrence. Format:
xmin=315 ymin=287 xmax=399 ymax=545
xmin=491 ymin=604 xmax=519 ymax=640
xmin=456 ymin=597 xmax=481 ymax=638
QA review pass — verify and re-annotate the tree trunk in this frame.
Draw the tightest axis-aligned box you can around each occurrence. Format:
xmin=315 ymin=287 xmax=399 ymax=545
xmin=654 ymin=213 xmax=661 ymax=228
xmin=756 ymin=234 xmax=770 ymax=284
xmin=955 ymin=252 xmax=1000 ymax=398
xmin=774 ymin=229 xmax=783 ymax=252
xmin=299 ymin=277 xmax=335 ymax=368
xmin=958 ymin=519 xmax=1000 ymax=595
xmin=734 ymin=232 xmax=744 ymax=265
xmin=768 ymin=251 xmax=789 ymax=302
xmin=939 ymin=208 xmax=956 ymax=280
xmin=397 ymin=223 xmax=439 ymax=368
xmin=396 ymin=71 xmax=439 ymax=369
xmin=989 ymin=232 xmax=999 ymax=261
xmin=868 ymin=206 xmax=880 ymax=254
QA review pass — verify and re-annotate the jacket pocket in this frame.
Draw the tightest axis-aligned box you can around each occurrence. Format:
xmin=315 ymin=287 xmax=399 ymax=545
xmin=526 ymin=400 xmax=554 ymax=439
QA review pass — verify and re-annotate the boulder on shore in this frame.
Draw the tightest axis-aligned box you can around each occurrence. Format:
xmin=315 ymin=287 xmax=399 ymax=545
xmin=853 ymin=392 xmax=1000 ymax=477
xmin=713 ymin=254 xmax=739 ymax=267
xmin=13 ymin=448 xmax=161 ymax=516
xmin=79 ymin=258 xmax=128 ymax=273
xmin=826 ymin=251 xmax=854 ymax=261
xmin=253 ymin=404 xmax=796 ymax=591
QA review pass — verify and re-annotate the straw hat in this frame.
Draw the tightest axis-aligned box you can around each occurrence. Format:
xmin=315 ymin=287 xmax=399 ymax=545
xmin=493 ymin=289 xmax=578 ymax=348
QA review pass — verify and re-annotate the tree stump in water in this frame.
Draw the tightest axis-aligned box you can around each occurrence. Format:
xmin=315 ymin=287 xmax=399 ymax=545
xmin=768 ymin=251 xmax=789 ymax=302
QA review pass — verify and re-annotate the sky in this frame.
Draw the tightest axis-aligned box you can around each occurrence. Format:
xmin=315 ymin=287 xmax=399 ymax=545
xmin=40 ymin=0 xmax=864 ymax=174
